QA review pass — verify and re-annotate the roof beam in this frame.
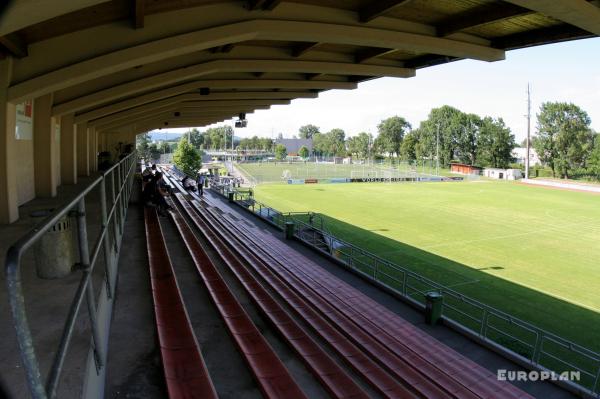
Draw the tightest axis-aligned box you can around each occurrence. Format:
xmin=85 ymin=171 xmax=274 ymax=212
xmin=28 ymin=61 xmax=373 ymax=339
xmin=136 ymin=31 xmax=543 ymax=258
xmin=355 ymin=47 xmax=396 ymax=63
xmin=359 ymin=0 xmax=412 ymax=23
xmin=291 ymin=42 xmax=320 ymax=57
xmin=131 ymin=0 xmax=145 ymax=29
xmin=75 ymin=92 xmax=316 ymax=124
xmin=89 ymin=99 xmax=290 ymax=127
xmin=305 ymin=73 xmax=323 ymax=80
xmin=0 ymin=33 xmax=28 ymax=58
xmin=0 ymin=0 xmax=111 ymax=37
xmin=436 ymin=3 xmax=532 ymax=37
xmin=104 ymin=108 xmax=259 ymax=131
xmin=503 ymin=0 xmax=600 ymax=35
xmin=209 ymin=44 xmax=235 ymax=53
xmin=8 ymin=19 xmax=502 ymax=102
xmin=404 ymin=54 xmax=459 ymax=69
xmin=51 ymin=59 xmax=413 ymax=117
xmin=59 ymin=79 xmax=356 ymax=119
xmin=247 ymin=0 xmax=281 ymax=11
xmin=97 ymin=105 xmax=270 ymax=130
xmin=491 ymin=24 xmax=594 ymax=50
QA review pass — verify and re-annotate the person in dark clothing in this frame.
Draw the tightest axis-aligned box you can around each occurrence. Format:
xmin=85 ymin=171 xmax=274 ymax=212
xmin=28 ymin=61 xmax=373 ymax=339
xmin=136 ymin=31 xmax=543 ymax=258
xmin=182 ymin=176 xmax=197 ymax=191
xmin=142 ymin=172 xmax=171 ymax=214
xmin=196 ymin=173 xmax=205 ymax=196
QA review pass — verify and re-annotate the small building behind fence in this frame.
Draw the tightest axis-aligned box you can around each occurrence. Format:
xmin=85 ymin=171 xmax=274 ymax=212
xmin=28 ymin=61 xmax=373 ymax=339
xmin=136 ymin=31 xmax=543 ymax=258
xmin=483 ymin=168 xmax=522 ymax=180
xmin=450 ymin=163 xmax=482 ymax=175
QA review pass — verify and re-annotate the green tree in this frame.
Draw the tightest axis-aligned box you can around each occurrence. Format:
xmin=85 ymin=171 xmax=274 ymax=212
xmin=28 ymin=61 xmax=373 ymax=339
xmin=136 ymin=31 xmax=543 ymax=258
xmin=400 ymin=130 xmax=418 ymax=163
xmin=157 ymin=141 xmax=172 ymax=154
xmin=534 ymin=102 xmax=593 ymax=178
xmin=136 ymin=133 xmax=152 ymax=160
xmin=173 ymin=137 xmax=202 ymax=176
xmin=188 ymin=128 xmax=203 ymax=148
xmin=374 ymin=116 xmax=411 ymax=158
xmin=588 ymin=134 xmax=600 ymax=178
xmin=414 ymin=106 xmax=465 ymax=166
xmin=456 ymin=113 xmax=481 ymax=165
xmin=299 ymin=124 xmax=320 ymax=139
xmin=205 ymin=125 xmax=233 ymax=149
xmin=148 ymin=143 xmax=161 ymax=160
xmin=312 ymin=133 xmax=326 ymax=156
xmin=477 ymin=117 xmax=515 ymax=168
xmin=274 ymin=144 xmax=287 ymax=160
xmin=327 ymin=128 xmax=346 ymax=156
xmin=298 ymin=145 xmax=309 ymax=158
xmin=347 ymin=132 xmax=371 ymax=159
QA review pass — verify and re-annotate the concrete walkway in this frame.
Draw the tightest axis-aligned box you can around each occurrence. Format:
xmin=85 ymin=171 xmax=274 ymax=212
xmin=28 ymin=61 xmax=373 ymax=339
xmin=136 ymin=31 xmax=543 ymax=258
xmin=522 ymin=178 xmax=600 ymax=193
xmin=0 ymin=178 xmax=159 ymax=398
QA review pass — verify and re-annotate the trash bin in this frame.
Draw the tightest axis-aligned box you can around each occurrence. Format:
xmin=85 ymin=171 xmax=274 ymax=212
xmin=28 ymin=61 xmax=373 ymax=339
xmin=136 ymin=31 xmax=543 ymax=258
xmin=285 ymin=221 xmax=295 ymax=240
xmin=32 ymin=213 xmax=76 ymax=279
xmin=228 ymin=191 xmax=234 ymax=203
xmin=424 ymin=291 xmax=443 ymax=325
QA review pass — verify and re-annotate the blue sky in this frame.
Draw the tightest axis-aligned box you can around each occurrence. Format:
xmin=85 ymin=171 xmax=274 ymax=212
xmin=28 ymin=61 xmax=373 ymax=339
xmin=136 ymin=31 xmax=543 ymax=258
xmin=155 ymin=37 xmax=600 ymax=142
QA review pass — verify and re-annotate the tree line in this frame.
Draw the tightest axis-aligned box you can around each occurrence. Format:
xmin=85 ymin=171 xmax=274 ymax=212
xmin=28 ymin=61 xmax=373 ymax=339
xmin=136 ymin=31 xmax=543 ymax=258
xmin=137 ymin=101 xmax=599 ymax=180
xmin=297 ymin=105 xmax=517 ymax=169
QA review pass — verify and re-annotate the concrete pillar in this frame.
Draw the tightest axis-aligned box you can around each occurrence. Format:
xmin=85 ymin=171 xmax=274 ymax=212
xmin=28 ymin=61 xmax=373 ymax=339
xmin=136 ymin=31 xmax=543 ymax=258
xmin=77 ymin=121 xmax=89 ymax=176
xmin=0 ymin=58 xmax=18 ymax=223
xmin=60 ymin=113 xmax=77 ymax=184
xmin=33 ymin=93 xmax=57 ymax=197
xmin=88 ymin=127 xmax=98 ymax=172
xmin=53 ymin=116 xmax=61 ymax=187
xmin=91 ymin=127 xmax=98 ymax=172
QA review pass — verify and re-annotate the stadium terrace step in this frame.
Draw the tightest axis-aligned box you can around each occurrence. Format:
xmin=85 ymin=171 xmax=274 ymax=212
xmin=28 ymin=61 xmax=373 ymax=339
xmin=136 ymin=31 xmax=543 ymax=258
xmin=199 ymin=194 xmax=534 ymax=399
xmin=186 ymin=197 xmax=422 ymax=399
xmin=172 ymin=193 xmax=371 ymax=399
xmin=143 ymin=207 xmax=217 ymax=399
xmin=164 ymin=198 xmax=308 ymax=399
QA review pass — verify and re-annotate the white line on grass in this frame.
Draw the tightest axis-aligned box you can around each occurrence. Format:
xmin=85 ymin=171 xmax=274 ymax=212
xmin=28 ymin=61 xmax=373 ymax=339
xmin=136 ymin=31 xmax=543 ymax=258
xmin=420 ymin=217 xmax=599 ymax=250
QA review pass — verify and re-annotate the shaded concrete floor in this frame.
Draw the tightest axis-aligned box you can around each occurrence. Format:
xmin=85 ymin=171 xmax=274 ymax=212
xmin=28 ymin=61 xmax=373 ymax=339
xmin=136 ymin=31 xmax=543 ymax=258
xmin=0 ymin=175 xmax=106 ymax=398
xmin=0 ymin=175 xmax=159 ymax=399
xmin=104 ymin=203 xmax=164 ymax=399
xmin=207 ymin=191 xmax=578 ymax=399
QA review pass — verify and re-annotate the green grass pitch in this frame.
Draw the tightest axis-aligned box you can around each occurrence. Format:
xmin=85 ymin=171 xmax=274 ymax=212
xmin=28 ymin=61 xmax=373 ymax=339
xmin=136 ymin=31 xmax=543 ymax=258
xmin=250 ymin=178 xmax=600 ymax=365
xmin=237 ymin=161 xmax=457 ymax=183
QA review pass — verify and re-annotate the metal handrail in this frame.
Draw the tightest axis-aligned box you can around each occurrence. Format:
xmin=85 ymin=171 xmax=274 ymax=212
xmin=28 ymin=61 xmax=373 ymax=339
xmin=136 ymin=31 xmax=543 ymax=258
xmin=288 ymin=218 xmax=600 ymax=397
xmin=212 ymin=183 xmax=600 ymax=397
xmin=5 ymin=151 xmax=138 ymax=399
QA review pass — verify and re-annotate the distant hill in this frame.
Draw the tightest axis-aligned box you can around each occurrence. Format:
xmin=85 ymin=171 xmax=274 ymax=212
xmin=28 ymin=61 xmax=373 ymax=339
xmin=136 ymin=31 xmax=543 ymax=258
xmin=148 ymin=131 xmax=184 ymax=141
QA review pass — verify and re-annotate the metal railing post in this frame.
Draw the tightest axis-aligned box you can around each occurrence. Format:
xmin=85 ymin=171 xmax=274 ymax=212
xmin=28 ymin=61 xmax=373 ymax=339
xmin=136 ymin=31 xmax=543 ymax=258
xmin=5 ymin=253 xmax=46 ymax=398
xmin=76 ymin=199 xmax=105 ymax=371
xmin=480 ymin=309 xmax=488 ymax=337
xmin=116 ymin=164 xmax=124 ymax=236
xmin=592 ymin=366 xmax=600 ymax=394
xmin=110 ymin=170 xmax=119 ymax=251
xmin=99 ymin=178 xmax=113 ymax=299
xmin=532 ymin=332 xmax=544 ymax=363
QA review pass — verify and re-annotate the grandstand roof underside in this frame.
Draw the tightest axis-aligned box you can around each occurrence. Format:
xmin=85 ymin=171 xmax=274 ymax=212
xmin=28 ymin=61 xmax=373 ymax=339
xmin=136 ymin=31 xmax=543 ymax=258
xmin=1 ymin=0 xmax=598 ymax=133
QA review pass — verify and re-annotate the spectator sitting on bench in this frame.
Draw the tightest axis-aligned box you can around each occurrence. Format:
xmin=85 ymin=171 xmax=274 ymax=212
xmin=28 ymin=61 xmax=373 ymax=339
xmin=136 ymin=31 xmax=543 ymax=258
xmin=182 ymin=176 xmax=197 ymax=192
xmin=143 ymin=172 xmax=171 ymax=215
xmin=142 ymin=164 xmax=155 ymax=182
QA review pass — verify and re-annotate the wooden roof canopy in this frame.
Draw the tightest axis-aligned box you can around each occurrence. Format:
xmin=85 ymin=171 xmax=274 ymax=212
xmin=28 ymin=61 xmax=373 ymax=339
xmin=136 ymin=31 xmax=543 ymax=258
xmin=0 ymin=0 xmax=598 ymax=134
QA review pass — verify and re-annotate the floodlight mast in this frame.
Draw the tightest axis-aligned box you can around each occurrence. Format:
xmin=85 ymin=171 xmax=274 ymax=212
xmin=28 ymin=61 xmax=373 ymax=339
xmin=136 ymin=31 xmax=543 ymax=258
xmin=436 ymin=123 xmax=440 ymax=176
xmin=526 ymin=84 xmax=531 ymax=179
